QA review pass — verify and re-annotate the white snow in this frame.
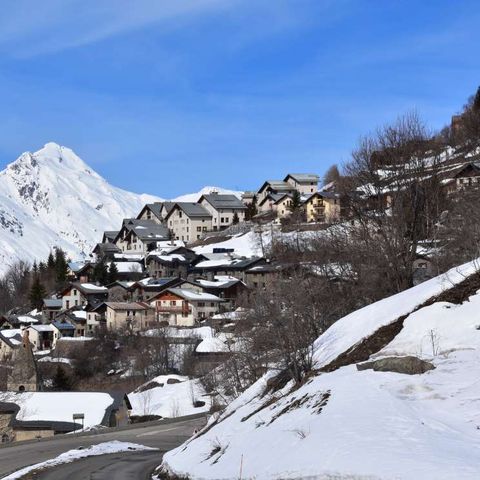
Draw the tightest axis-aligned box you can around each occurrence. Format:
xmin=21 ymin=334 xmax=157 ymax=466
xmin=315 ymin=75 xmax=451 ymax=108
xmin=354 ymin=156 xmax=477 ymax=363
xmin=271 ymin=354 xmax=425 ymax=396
xmin=193 ymin=232 xmax=261 ymax=258
xmin=172 ymin=186 xmax=243 ymax=203
xmin=128 ymin=375 xmax=211 ymax=418
xmin=0 ymin=392 xmax=114 ymax=429
xmin=161 ymin=260 xmax=480 ymax=480
xmin=3 ymin=441 xmax=156 ymax=480
xmin=0 ymin=143 xmax=160 ymax=275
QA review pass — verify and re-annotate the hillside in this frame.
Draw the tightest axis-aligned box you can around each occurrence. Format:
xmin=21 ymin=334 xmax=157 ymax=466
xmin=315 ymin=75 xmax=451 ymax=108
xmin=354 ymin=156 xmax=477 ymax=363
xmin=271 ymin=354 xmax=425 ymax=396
xmin=161 ymin=260 xmax=480 ymax=480
xmin=0 ymin=143 xmax=239 ymax=274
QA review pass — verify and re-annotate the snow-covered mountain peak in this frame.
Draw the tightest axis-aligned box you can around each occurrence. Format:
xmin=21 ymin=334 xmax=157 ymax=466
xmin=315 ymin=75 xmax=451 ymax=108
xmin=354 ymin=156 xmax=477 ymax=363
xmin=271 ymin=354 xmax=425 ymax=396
xmin=0 ymin=143 xmax=162 ymax=272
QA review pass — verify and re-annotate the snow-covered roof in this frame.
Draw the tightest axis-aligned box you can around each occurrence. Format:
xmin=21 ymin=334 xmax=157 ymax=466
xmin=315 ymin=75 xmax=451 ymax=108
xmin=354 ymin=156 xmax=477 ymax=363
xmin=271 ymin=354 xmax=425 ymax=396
xmin=166 ymin=288 xmax=224 ymax=302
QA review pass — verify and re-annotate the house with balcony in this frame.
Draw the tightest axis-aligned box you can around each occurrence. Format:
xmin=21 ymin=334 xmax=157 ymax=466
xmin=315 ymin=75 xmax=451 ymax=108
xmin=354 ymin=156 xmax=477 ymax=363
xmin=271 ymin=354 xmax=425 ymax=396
xmin=149 ymin=288 xmax=224 ymax=327
xmin=26 ymin=324 xmax=60 ymax=351
xmin=303 ymin=191 xmax=341 ymax=223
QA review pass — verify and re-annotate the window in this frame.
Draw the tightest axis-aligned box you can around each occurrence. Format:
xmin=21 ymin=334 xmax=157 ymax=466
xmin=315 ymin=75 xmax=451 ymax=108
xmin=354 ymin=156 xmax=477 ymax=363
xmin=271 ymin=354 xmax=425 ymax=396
xmin=178 ymin=211 xmax=182 ymax=218
xmin=210 ymin=302 xmax=215 ymax=307
xmin=202 ymin=227 xmax=207 ymax=231
xmin=197 ymin=226 xmax=201 ymax=232
xmin=170 ymin=300 xmax=176 ymax=306
xmin=73 ymin=289 xmax=77 ymax=295
xmin=198 ymin=302 xmax=205 ymax=307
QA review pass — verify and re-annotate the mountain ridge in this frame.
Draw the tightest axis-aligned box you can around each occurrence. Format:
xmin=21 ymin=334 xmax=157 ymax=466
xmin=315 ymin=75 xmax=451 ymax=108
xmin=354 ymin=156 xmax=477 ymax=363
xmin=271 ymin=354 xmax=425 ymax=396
xmin=0 ymin=142 xmax=241 ymax=274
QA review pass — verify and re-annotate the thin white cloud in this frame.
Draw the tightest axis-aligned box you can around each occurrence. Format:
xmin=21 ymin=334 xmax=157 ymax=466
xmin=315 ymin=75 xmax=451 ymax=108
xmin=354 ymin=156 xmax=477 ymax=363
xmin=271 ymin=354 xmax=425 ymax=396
xmin=0 ymin=0 xmax=235 ymax=56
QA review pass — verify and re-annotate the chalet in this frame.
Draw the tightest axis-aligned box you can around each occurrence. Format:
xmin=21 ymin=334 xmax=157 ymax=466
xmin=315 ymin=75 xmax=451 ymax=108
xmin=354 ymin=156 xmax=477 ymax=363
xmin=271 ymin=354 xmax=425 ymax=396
xmin=105 ymin=302 xmax=155 ymax=331
xmin=190 ymin=256 xmax=266 ymax=282
xmin=284 ymin=173 xmax=319 ymax=195
xmin=113 ymin=219 xmax=170 ymax=254
xmin=26 ymin=324 xmax=60 ymax=351
xmin=41 ymin=298 xmax=63 ymax=321
xmin=91 ymin=241 xmax=122 ymax=262
xmin=145 ymin=251 xmax=193 ymax=279
xmin=129 ymin=277 xmax=182 ymax=302
xmin=244 ymin=262 xmax=294 ymax=289
xmin=67 ymin=262 xmax=95 ymax=283
xmin=61 ymin=283 xmax=108 ymax=310
xmin=303 ymin=191 xmax=341 ymax=223
xmin=150 ymin=288 xmax=224 ymax=327
xmin=54 ymin=310 xmax=87 ymax=337
xmin=198 ymin=193 xmax=246 ymax=231
xmin=102 ymin=231 xmax=119 ymax=243
xmin=190 ymin=275 xmax=248 ymax=309
xmin=136 ymin=202 xmax=165 ymax=224
xmin=165 ymin=203 xmax=212 ymax=243
xmin=256 ymin=180 xmax=295 ymax=204
xmin=257 ymin=193 xmax=293 ymax=217
xmin=443 ymin=162 xmax=480 ymax=193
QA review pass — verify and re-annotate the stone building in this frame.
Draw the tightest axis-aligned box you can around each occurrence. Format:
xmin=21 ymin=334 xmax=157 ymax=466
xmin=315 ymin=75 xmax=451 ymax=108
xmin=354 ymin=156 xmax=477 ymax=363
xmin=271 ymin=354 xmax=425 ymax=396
xmin=7 ymin=330 xmax=39 ymax=392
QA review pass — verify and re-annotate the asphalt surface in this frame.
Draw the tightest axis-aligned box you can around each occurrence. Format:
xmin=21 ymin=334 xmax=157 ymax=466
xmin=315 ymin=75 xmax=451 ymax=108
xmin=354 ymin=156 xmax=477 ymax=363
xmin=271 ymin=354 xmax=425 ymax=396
xmin=0 ymin=416 xmax=206 ymax=479
xmin=33 ymin=451 xmax=162 ymax=480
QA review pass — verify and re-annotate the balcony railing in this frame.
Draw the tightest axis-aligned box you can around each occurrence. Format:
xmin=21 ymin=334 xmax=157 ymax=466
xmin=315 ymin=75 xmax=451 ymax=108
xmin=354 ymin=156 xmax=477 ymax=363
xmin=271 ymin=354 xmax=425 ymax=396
xmin=156 ymin=306 xmax=192 ymax=314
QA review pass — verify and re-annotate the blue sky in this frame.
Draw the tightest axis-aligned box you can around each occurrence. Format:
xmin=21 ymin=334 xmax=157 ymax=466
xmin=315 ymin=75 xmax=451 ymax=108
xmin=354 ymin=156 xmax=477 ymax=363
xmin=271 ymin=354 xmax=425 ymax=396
xmin=0 ymin=0 xmax=479 ymax=198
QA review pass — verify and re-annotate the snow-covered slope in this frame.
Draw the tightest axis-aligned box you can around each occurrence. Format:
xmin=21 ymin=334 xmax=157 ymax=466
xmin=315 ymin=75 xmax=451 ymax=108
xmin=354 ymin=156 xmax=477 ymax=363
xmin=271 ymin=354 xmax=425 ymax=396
xmin=161 ymin=261 xmax=480 ymax=480
xmin=0 ymin=142 xmax=160 ymax=273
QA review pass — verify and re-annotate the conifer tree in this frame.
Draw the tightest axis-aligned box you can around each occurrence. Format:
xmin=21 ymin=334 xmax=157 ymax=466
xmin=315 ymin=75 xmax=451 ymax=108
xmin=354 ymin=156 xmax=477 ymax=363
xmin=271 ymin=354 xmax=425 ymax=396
xmin=54 ymin=247 xmax=69 ymax=287
xmin=232 ymin=212 xmax=240 ymax=225
xmin=29 ymin=276 xmax=46 ymax=310
xmin=108 ymin=262 xmax=119 ymax=284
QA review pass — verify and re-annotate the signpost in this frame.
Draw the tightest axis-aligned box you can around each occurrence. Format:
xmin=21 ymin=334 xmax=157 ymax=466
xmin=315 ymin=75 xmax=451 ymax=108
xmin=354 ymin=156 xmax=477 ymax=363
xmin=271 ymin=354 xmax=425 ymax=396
xmin=72 ymin=413 xmax=85 ymax=434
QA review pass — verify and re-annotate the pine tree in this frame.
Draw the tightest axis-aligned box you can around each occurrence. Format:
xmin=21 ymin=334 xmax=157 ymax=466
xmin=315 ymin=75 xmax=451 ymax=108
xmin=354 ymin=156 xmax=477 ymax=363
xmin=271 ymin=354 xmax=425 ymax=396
xmin=108 ymin=262 xmax=119 ymax=284
xmin=47 ymin=252 xmax=55 ymax=269
xmin=54 ymin=247 xmax=69 ymax=287
xmin=232 ymin=212 xmax=240 ymax=225
xmin=93 ymin=260 xmax=109 ymax=285
xmin=245 ymin=195 xmax=258 ymax=221
xmin=29 ymin=276 xmax=46 ymax=310
xmin=288 ymin=190 xmax=303 ymax=212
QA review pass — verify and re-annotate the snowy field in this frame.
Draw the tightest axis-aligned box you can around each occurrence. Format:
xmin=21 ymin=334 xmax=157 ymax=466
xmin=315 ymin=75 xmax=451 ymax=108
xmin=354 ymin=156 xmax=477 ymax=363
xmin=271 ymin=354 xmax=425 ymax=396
xmin=161 ymin=261 xmax=480 ymax=479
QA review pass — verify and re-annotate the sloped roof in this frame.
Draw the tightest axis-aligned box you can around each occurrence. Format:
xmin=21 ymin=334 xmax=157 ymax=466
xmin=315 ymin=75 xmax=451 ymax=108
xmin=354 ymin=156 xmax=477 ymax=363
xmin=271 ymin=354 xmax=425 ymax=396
xmin=284 ymin=173 xmax=319 ymax=183
xmin=105 ymin=302 xmax=153 ymax=311
xmin=166 ymin=288 xmax=224 ymax=302
xmin=200 ymin=194 xmax=246 ymax=210
xmin=43 ymin=298 xmax=62 ymax=308
xmin=166 ymin=202 xmax=212 ymax=219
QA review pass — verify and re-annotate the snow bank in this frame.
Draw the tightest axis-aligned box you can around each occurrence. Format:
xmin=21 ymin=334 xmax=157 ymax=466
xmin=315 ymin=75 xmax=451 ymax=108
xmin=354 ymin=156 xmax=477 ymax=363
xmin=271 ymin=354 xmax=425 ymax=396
xmin=3 ymin=441 xmax=156 ymax=479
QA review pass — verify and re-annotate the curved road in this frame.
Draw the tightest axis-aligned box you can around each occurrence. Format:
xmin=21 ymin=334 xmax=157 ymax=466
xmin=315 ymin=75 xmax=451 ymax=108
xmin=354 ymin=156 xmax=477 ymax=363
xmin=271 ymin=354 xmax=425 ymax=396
xmin=0 ymin=416 xmax=205 ymax=479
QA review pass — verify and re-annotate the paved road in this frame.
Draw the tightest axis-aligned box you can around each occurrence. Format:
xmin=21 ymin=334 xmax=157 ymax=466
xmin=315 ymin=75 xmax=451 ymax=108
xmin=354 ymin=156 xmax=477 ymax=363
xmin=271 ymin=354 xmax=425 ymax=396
xmin=33 ymin=451 xmax=162 ymax=480
xmin=0 ymin=416 xmax=205 ymax=479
